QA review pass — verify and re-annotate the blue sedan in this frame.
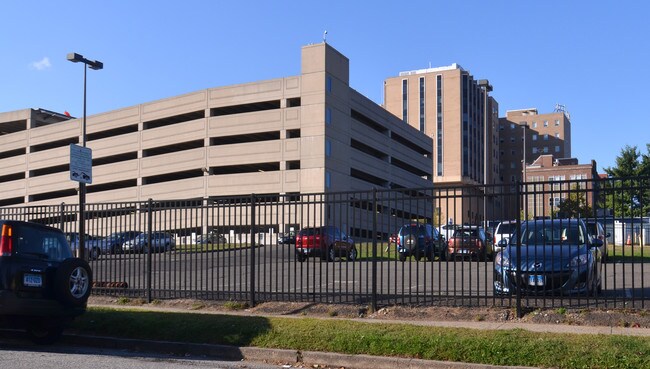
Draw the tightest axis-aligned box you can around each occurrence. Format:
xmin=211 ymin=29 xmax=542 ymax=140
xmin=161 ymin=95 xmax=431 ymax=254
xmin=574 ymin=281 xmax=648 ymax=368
xmin=494 ymin=219 xmax=603 ymax=296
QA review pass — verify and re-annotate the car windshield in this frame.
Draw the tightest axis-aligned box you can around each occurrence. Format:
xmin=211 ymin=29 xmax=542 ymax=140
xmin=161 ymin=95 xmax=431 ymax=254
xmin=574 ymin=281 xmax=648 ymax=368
xmin=401 ymin=225 xmax=425 ymax=236
xmin=497 ymin=223 xmax=516 ymax=234
xmin=298 ymin=228 xmax=318 ymax=236
xmin=518 ymin=223 xmax=586 ymax=246
xmin=585 ymin=223 xmax=598 ymax=234
xmin=454 ymin=229 xmax=478 ymax=237
xmin=12 ymin=224 xmax=72 ymax=261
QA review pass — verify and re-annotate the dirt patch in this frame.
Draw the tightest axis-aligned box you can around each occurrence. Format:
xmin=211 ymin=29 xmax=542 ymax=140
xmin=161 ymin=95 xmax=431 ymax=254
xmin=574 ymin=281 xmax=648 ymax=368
xmin=88 ymin=296 xmax=650 ymax=329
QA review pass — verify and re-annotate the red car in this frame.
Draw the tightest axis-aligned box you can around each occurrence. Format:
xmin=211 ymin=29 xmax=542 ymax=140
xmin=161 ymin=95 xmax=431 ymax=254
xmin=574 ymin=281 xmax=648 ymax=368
xmin=446 ymin=226 xmax=492 ymax=261
xmin=295 ymin=226 xmax=356 ymax=262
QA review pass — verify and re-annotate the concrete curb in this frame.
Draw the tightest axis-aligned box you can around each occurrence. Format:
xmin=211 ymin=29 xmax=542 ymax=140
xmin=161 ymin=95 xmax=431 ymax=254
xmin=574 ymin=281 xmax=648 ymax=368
xmin=61 ymin=334 xmax=537 ymax=369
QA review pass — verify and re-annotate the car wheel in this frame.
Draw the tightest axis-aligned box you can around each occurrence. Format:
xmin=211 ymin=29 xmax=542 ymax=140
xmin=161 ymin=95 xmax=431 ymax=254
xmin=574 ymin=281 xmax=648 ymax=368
xmin=328 ymin=246 xmax=336 ymax=262
xmin=447 ymin=250 xmax=454 ymax=261
xmin=55 ymin=258 xmax=92 ymax=307
xmin=597 ymin=278 xmax=602 ymax=294
xmin=296 ymin=253 xmax=307 ymax=262
xmin=88 ymin=247 xmax=100 ymax=261
xmin=398 ymin=253 xmax=407 ymax=262
xmin=426 ymin=248 xmax=436 ymax=261
xmin=347 ymin=247 xmax=357 ymax=261
xmin=479 ymin=248 xmax=488 ymax=262
xmin=26 ymin=320 xmax=64 ymax=345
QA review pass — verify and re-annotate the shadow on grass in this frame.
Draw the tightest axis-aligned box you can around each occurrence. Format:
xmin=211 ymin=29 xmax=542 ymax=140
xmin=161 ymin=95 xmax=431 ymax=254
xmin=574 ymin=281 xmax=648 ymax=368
xmin=70 ymin=308 xmax=272 ymax=347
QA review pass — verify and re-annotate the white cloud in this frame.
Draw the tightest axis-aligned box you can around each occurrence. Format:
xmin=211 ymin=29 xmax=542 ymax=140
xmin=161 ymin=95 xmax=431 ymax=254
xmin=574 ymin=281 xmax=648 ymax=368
xmin=30 ymin=57 xmax=51 ymax=71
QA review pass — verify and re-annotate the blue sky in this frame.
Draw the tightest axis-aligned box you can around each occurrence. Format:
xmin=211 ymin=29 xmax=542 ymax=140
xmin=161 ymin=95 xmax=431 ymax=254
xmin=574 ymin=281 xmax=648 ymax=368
xmin=2 ymin=1 xmax=648 ymax=172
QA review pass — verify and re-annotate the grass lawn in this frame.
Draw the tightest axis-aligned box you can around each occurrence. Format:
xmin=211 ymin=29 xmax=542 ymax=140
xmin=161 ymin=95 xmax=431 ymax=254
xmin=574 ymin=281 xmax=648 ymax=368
xmin=610 ymin=245 xmax=650 ymax=263
xmin=72 ymin=307 xmax=650 ymax=369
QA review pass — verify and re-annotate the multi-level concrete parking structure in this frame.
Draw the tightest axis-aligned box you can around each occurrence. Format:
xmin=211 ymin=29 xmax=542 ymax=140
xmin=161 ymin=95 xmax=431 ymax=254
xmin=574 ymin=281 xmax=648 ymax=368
xmin=0 ymin=43 xmax=434 ymax=237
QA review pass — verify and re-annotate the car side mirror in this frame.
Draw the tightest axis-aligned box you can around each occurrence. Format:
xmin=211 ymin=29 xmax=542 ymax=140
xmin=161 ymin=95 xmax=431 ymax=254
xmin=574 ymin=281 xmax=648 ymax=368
xmin=591 ymin=239 xmax=604 ymax=248
xmin=498 ymin=239 xmax=508 ymax=247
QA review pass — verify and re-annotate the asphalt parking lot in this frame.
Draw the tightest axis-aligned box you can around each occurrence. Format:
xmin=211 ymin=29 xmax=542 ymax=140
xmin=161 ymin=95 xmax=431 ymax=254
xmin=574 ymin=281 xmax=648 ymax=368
xmin=87 ymin=244 xmax=650 ymax=308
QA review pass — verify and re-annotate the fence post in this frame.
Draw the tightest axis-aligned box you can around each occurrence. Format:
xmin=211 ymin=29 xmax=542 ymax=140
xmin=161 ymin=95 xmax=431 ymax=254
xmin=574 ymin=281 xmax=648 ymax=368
xmin=146 ymin=198 xmax=153 ymax=303
xmin=250 ymin=194 xmax=256 ymax=307
xmin=59 ymin=202 xmax=65 ymax=231
xmin=515 ymin=182 xmax=523 ymax=318
xmin=371 ymin=188 xmax=378 ymax=312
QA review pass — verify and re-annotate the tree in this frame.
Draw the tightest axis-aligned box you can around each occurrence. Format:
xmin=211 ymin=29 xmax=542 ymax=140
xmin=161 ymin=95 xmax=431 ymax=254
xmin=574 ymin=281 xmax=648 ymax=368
xmin=602 ymin=145 xmax=650 ymax=217
xmin=553 ymin=184 xmax=592 ymax=219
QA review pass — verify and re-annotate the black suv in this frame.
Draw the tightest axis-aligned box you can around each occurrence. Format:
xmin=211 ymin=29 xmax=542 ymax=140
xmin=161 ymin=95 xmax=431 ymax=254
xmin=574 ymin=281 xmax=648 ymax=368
xmin=0 ymin=220 xmax=92 ymax=344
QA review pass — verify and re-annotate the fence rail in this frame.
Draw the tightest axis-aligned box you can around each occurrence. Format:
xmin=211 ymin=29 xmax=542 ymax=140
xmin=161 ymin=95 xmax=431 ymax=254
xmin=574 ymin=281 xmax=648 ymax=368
xmin=1 ymin=177 xmax=649 ymax=316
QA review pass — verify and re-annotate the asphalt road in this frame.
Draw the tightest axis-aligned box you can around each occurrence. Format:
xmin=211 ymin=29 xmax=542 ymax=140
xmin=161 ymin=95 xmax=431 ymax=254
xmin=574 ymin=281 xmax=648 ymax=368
xmin=0 ymin=342 xmax=283 ymax=369
xmin=88 ymin=244 xmax=650 ymax=307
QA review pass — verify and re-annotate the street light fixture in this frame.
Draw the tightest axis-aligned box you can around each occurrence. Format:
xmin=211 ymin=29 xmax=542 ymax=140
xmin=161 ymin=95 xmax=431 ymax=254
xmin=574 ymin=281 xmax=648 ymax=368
xmin=67 ymin=52 xmax=103 ymax=260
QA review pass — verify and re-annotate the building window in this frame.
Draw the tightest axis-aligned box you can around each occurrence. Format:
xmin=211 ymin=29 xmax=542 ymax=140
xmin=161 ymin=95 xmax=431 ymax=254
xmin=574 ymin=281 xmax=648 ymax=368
xmin=532 ymin=134 xmax=538 ymax=141
xmin=510 ymin=123 xmax=515 ymax=129
xmin=544 ymin=121 xmax=549 ymax=127
xmin=419 ymin=77 xmax=425 ymax=132
xmin=543 ymin=146 xmax=549 ymax=153
xmin=402 ymin=79 xmax=408 ymax=122
xmin=555 ymin=145 xmax=560 ymax=153
xmin=555 ymin=119 xmax=560 ymax=126
xmin=532 ymin=147 xmax=538 ymax=154
xmin=510 ymin=162 xmax=515 ymax=169
xmin=325 ymin=139 xmax=331 ymax=157
xmin=325 ymin=107 xmax=331 ymax=124
xmin=326 ymin=76 xmax=332 ymax=93
xmin=544 ymin=134 xmax=549 ymax=140
xmin=510 ymin=137 xmax=515 ymax=143
xmin=532 ymin=121 xmax=537 ymax=128
xmin=325 ymin=171 xmax=331 ymax=188
xmin=555 ymin=133 xmax=560 ymax=138
xmin=511 ymin=150 xmax=515 ymax=156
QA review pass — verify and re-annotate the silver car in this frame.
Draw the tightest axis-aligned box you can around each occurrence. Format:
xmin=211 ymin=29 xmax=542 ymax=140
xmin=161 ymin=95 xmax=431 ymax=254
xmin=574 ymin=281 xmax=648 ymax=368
xmin=123 ymin=232 xmax=175 ymax=253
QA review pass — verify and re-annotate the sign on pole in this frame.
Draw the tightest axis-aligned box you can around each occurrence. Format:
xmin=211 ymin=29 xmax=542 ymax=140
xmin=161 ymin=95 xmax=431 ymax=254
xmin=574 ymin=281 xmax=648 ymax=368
xmin=70 ymin=144 xmax=92 ymax=184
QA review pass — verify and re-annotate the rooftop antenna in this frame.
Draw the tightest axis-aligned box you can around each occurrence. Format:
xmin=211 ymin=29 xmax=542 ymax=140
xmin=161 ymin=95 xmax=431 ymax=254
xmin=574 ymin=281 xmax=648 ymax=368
xmin=554 ymin=103 xmax=571 ymax=120
xmin=323 ymin=30 xmax=328 ymax=43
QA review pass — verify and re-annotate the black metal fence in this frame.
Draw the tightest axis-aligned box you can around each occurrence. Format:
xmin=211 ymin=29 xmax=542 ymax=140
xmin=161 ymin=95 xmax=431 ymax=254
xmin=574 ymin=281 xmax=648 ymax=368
xmin=1 ymin=177 xmax=648 ymax=315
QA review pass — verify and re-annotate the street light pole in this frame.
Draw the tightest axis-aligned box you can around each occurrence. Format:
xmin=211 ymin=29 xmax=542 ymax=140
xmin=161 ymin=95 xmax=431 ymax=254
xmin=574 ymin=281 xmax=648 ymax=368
xmin=478 ymin=80 xmax=492 ymax=228
xmin=67 ymin=53 xmax=103 ymax=260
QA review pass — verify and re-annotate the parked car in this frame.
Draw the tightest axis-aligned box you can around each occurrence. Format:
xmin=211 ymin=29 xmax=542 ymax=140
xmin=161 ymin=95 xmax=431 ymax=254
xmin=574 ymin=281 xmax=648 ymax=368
xmin=446 ymin=225 xmax=492 ymax=261
xmin=0 ymin=220 xmax=92 ymax=344
xmin=396 ymin=223 xmax=445 ymax=261
xmin=123 ymin=232 xmax=175 ymax=253
xmin=295 ymin=226 xmax=356 ymax=262
xmin=196 ymin=231 xmax=228 ymax=245
xmin=65 ymin=232 xmax=102 ymax=261
xmin=494 ymin=218 xmax=603 ymax=296
xmin=493 ymin=220 xmax=517 ymax=250
xmin=584 ymin=219 xmax=610 ymax=262
xmin=438 ymin=224 xmax=459 ymax=243
xmin=277 ymin=231 xmax=296 ymax=245
xmin=95 ymin=231 xmax=142 ymax=254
